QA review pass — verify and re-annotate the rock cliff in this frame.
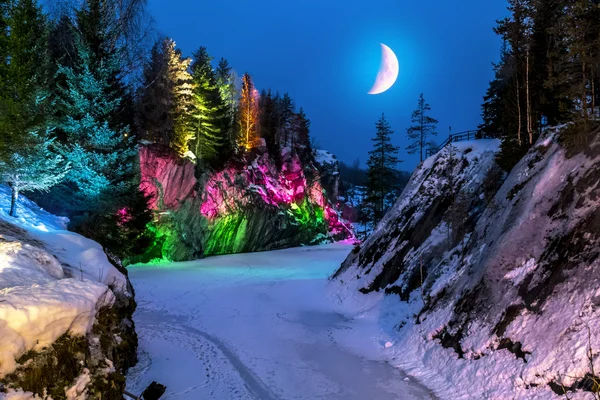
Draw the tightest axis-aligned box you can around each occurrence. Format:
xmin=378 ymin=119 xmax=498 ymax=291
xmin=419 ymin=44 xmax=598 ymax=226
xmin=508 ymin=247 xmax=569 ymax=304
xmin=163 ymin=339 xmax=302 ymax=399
xmin=138 ymin=145 xmax=354 ymax=262
xmin=333 ymin=128 xmax=600 ymax=399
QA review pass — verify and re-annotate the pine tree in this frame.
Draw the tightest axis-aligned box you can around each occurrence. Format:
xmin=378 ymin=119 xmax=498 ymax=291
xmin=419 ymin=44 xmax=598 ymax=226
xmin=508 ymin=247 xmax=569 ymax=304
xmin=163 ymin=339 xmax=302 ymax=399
xmin=365 ymin=113 xmax=402 ymax=223
xmin=528 ymin=0 xmax=569 ymax=127
xmin=239 ymin=73 xmax=260 ymax=150
xmin=557 ymin=0 xmax=598 ymax=128
xmin=189 ymin=46 xmax=226 ymax=165
xmin=495 ymin=0 xmax=536 ymax=147
xmin=479 ymin=44 xmax=511 ymax=139
xmin=406 ymin=93 xmax=438 ymax=163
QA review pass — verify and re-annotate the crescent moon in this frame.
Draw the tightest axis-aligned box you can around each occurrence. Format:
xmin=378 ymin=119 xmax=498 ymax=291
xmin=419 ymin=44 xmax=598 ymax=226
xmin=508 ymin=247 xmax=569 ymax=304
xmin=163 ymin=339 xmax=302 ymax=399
xmin=368 ymin=44 xmax=399 ymax=95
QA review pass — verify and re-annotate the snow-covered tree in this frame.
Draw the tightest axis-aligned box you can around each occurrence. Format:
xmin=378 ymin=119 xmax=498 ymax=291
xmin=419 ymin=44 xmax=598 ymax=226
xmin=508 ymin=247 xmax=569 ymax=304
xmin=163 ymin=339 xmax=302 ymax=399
xmin=0 ymin=130 xmax=70 ymax=217
xmin=54 ymin=38 xmax=136 ymax=208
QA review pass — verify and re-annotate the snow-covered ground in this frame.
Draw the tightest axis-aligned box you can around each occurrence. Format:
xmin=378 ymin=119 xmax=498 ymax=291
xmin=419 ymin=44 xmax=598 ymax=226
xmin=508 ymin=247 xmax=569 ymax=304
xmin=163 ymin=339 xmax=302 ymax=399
xmin=126 ymin=244 xmax=434 ymax=399
xmin=0 ymin=186 xmax=132 ymax=398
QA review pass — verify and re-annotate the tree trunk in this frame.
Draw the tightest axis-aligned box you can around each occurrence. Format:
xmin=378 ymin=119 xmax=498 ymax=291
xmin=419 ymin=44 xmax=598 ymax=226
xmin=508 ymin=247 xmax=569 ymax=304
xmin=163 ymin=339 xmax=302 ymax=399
xmin=516 ymin=73 xmax=522 ymax=147
xmin=592 ymin=65 xmax=596 ymax=118
xmin=420 ymin=108 xmax=424 ymax=163
xmin=9 ymin=185 xmax=19 ymax=218
xmin=583 ymin=60 xmax=589 ymax=128
xmin=526 ymin=48 xmax=533 ymax=145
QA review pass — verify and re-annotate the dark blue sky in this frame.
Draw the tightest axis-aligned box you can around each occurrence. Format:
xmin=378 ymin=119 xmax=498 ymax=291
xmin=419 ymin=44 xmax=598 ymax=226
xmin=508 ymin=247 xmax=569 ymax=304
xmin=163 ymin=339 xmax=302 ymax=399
xmin=148 ymin=0 xmax=508 ymax=170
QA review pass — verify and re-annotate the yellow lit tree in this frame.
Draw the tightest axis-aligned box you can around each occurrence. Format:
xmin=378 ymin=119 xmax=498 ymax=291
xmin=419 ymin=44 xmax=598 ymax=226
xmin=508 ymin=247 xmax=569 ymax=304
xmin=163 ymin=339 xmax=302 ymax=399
xmin=165 ymin=39 xmax=194 ymax=157
xmin=239 ymin=73 xmax=260 ymax=150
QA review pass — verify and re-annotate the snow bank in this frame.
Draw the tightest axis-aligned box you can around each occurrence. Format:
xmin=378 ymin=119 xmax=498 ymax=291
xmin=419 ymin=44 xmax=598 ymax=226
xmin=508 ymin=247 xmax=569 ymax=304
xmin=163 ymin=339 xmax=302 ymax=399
xmin=314 ymin=149 xmax=337 ymax=167
xmin=0 ymin=185 xmax=130 ymax=387
xmin=332 ymin=131 xmax=600 ymax=399
xmin=0 ymin=185 xmax=128 ymax=292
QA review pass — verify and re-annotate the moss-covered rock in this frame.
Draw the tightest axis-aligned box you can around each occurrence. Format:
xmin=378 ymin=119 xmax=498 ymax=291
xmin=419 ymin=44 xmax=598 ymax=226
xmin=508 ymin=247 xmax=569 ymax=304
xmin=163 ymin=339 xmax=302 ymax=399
xmin=0 ymin=277 xmax=137 ymax=399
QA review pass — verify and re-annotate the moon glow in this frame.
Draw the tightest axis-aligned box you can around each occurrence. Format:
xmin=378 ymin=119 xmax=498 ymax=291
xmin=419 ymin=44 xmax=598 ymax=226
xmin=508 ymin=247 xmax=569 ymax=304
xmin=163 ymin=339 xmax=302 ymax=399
xmin=368 ymin=44 xmax=399 ymax=95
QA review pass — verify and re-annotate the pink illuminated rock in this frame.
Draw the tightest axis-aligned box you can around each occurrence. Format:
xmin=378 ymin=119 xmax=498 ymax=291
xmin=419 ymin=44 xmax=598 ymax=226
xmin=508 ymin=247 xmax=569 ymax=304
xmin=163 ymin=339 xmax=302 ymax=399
xmin=139 ymin=145 xmax=197 ymax=211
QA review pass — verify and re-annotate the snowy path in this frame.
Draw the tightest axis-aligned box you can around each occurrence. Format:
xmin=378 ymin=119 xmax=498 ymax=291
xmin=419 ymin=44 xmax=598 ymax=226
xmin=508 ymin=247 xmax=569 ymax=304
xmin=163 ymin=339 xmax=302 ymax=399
xmin=126 ymin=244 xmax=433 ymax=399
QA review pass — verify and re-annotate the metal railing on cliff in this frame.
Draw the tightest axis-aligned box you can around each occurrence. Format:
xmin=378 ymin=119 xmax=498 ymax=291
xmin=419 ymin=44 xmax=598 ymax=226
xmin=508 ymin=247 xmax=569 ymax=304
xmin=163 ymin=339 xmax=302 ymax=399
xmin=425 ymin=129 xmax=481 ymax=158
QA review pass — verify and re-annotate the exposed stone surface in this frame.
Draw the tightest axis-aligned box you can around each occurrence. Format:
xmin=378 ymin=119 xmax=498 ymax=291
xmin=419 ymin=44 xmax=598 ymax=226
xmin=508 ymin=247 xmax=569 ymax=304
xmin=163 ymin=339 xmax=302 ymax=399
xmin=138 ymin=145 xmax=354 ymax=262
xmin=333 ymin=129 xmax=600 ymax=398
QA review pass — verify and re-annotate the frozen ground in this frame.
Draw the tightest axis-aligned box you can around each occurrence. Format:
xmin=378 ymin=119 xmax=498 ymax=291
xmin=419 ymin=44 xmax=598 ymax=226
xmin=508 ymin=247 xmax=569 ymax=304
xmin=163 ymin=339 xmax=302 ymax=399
xmin=126 ymin=244 xmax=434 ymax=400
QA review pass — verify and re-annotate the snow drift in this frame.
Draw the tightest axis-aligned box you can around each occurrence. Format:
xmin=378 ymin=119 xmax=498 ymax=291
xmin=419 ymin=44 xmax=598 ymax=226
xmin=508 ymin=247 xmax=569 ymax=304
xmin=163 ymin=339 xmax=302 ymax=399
xmin=333 ymin=129 xmax=600 ymax=399
xmin=0 ymin=186 xmax=137 ymax=399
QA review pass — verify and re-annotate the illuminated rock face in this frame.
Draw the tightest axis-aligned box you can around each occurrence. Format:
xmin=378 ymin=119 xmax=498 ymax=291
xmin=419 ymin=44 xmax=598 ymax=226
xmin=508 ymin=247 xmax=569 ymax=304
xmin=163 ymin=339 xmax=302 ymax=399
xmin=139 ymin=145 xmax=197 ymax=210
xmin=139 ymin=145 xmax=354 ymax=261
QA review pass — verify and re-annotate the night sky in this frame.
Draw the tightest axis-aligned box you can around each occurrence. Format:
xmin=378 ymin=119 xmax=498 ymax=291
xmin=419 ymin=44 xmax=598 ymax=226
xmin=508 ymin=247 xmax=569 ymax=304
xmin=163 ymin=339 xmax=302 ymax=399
xmin=148 ymin=0 xmax=508 ymax=170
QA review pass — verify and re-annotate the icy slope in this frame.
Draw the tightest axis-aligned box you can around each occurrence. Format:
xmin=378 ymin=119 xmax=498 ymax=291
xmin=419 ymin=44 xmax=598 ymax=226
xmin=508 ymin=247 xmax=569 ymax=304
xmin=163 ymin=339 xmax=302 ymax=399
xmin=0 ymin=186 xmax=137 ymax=399
xmin=333 ymin=130 xmax=600 ymax=399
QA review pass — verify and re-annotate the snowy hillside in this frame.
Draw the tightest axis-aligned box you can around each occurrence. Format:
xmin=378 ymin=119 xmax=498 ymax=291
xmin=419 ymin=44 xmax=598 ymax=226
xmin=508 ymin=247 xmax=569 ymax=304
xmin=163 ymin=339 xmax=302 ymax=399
xmin=0 ymin=186 xmax=137 ymax=399
xmin=332 ymin=130 xmax=600 ymax=399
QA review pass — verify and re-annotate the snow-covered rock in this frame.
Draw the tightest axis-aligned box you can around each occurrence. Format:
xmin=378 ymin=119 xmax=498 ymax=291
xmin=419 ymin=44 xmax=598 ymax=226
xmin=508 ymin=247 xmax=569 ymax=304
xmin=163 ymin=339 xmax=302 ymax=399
xmin=313 ymin=149 xmax=341 ymax=201
xmin=0 ymin=186 xmax=137 ymax=399
xmin=332 ymin=129 xmax=600 ymax=399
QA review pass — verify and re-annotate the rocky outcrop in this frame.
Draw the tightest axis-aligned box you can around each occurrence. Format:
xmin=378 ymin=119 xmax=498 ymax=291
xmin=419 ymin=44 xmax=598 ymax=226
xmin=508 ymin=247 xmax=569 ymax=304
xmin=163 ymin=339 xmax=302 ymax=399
xmin=0 ymin=187 xmax=137 ymax=399
xmin=138 ymin=145 xmax=354 ymax=262
xmin=333 ymin=128 xmax=600 ymax=399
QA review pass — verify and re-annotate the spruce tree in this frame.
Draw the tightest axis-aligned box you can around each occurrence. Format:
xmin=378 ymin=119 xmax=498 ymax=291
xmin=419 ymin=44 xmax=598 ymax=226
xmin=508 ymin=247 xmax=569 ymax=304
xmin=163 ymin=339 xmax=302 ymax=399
xmin=276 ymin=93 xmax=295 ymax=148
xmin=0 ymin=1 xmax=9 ymax=132
xmin=259 ymin=89 xmax=279 ymax=161
xmin=55 ymin=38 xmax=136 ymax=206
xmin=406 ymin=93 xmax=438 ymax=163
xmin=0 ymin=0 xmax=49 ymax=156
xmin=136 ymin=39 xmax=172 ymax=145
xmin=216 ymin=58 xmax=238 ymax=154
xmin=0 ymin=0 xmax=70 ymax=216
xmin=293 ymin=107 xmax=313 ymax=164
xmin=1 ymin=130 xmax=70 ymax=217
xmin=51 ymin=16 xmax=152 ymax=259
xmin=365 ymin=113 xmax=402 ymax=223
xmin=190 ymin=46 xmax=226 ymax=166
